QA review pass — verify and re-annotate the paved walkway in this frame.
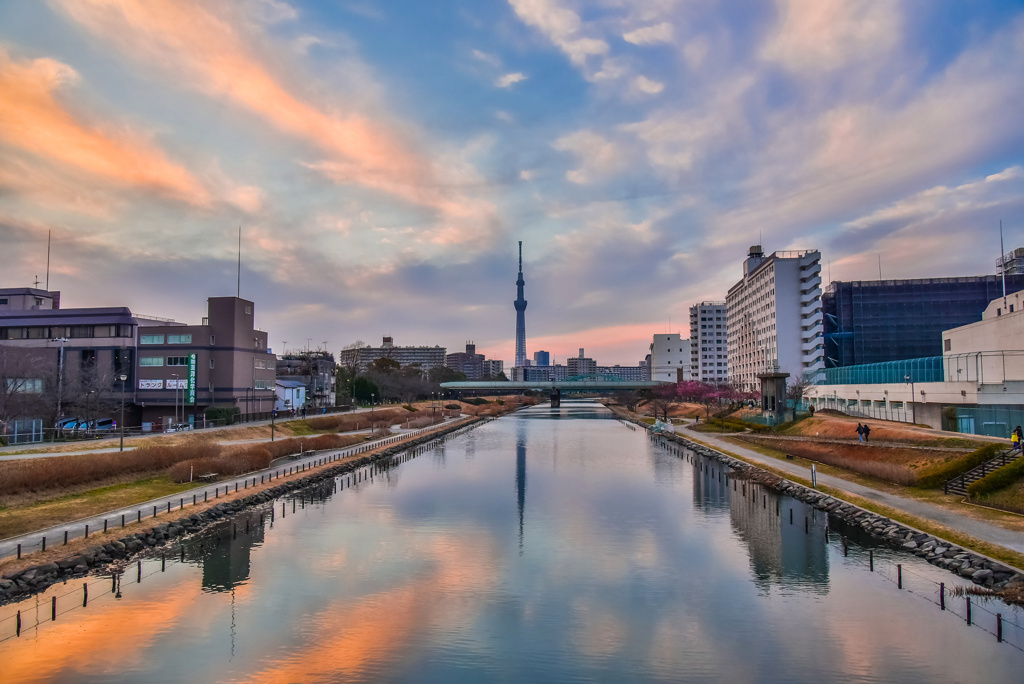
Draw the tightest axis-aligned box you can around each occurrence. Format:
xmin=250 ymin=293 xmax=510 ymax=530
xmin=0 ymin=416 xmax=472 ymax=562
xmin=669 ymin=422 xmax=1024 ymax=554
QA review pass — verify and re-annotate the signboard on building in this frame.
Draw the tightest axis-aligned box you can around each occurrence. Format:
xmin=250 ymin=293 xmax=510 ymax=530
xmin=139 ymin=379 xmax=164 ymax=390
xmin=166 ymin=379 xmax=188 ymax=389
xmin=187 ymin=353 xmax=197 ymax=405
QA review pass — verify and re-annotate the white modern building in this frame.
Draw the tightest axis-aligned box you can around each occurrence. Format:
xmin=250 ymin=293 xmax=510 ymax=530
xmin=650 ymin=333 xmax=692 ymax=382
xmin=805 ymin=291 xmax=1024 ymax=435
xmin=689 ymin=301 xmax=728 ymax=383
xmin=727 ymin=246 xmax=824 ymax=391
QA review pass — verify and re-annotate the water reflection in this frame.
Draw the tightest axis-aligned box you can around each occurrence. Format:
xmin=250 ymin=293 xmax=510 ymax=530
xmin=516 ymin=419 xmax=527 ymax=553
xmin=199 ymin=515 xmax=266 ymax=593
xmin=1 ymin=399 xmax=1021 ymax=683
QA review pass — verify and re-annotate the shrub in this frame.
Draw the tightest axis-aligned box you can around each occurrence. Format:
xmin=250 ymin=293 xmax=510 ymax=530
xmin=967 ymin=457 xmax=1024 ymax=497
xmin=403 ymin=404 xmax=417 ymax=412
xmin=917 ymin=443 xmax=1006 ymax=489
xmin=205 ymin=406 xmax=241 ymax=424
xmin=444 ymin=404 xmax=461 ymax=410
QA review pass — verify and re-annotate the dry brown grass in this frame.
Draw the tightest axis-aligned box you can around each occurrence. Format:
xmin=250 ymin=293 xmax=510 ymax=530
xmin=0 ymin=443 xmax=223 ymax=497
xmin=737 ymin=436 xmax=962 ymax=486
xmin=781 ymin=415 xmax=990 ymax=448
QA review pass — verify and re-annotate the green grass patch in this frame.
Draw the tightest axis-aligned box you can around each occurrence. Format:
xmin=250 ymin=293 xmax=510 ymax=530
xmin=0 ymin=476 xmax=195 ymax=538
xmin=968 ymin=457 xmax=1024 ymax=498
xmin=917 ymin=443 xmax=1006 ymax=489
xmin=285 ymin=421 xmax=320 ymax=436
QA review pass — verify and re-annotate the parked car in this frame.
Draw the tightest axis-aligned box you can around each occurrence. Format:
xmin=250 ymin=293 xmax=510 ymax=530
xmin=166 ymin=423 xmax=193 ymax=433
xmin=91 ymin=418 xmax=117 ymax=432
xmin=56 ymin=417 xmax=82 ymax=431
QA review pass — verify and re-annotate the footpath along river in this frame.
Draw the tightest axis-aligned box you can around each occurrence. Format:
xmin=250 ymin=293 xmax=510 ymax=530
xmin=0 ymin=399 xmax=1022 ymax=682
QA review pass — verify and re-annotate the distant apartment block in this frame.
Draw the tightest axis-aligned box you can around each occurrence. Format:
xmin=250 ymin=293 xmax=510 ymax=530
xmin=340 ymin=336 xmax=446 ymax=373
xmin=650 ymin=333 xmax=691 ymax=382
xmin=567 ymin=348 xmax=597 ymax=376
xmin=689 ymin=301 xmax=728 ymax=383
xmin=596 ymin=365 xmax=646 ymax=381
xmin=726 ymin=246 xmax=824 ymax=390
xmin=482 ymin=359 xmax=504 ymax=378
xmin=533 ymin=350 xmax=550 ymax=366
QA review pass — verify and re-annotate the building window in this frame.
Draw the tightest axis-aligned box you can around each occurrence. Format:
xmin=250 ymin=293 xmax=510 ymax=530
xmin=210 ymin=335 xmax=216 ymax=345
xmin=140 ymin=334 xmax=165 ymax=344
xmin=944 ymin=339 xmax=951 ymax=352
xmin=167 ymin=334 xmax=192 ymax=344
xmin=70 ymin=325 xmax=94 ymax=338
xmin=210 ymin=358 xmax=215 ymax=369
xmin=139 ymin=356 xmax=164 ymax=366
xmin=26 ymin=327 xmax=48 ymax=339
xmin=254 ymin=379 xmax=271 ymax=390
xmin=245 ymin=305 xmax=252 ymax=315
xmin=167 ymin=356 xmax=188 ymax=366
xmin=7 ymin=378 xmax=44 ymax=393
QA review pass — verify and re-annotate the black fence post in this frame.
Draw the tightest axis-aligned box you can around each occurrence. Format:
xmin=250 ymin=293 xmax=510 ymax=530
xmin=897 ymin=564 xmax=902 ymax=589
xmin=869 ymin=550 xmax=874 ymax=571
xmin=997 ymin=613 xmax=1003 ymax=642
xmin=940 ymin=583 xmax=945 ymax=610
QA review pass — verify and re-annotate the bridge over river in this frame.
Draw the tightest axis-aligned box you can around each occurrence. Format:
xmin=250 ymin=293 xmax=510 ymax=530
xmin=441 ymin=375 xmax=670 ymax=407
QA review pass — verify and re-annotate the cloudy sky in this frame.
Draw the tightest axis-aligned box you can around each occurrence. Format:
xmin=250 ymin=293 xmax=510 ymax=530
xmin=2 ymin=1 xmax=1024 ymax=366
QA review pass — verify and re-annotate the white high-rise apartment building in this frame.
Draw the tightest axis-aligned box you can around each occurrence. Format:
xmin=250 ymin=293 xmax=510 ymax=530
xmin=726 ymin=246 xmax=824 ymax=391
xmin=649 ymin=333 xmax=692 ymax=382
xmin=689 ymin=302 xmax=728 ymax=383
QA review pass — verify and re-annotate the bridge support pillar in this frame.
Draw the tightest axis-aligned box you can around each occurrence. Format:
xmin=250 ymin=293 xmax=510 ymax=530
xmin=550 ymin=388 xmax=561 ymax=408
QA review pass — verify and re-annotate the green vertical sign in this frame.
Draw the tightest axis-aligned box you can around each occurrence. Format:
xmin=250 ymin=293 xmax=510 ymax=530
xmin=187 ymin=353 xmax=197 ymax=405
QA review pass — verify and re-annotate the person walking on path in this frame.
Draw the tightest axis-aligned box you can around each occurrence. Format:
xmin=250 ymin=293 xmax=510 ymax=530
xmin=863 ymin=424 xmax=871 ymax=443
xmin=856 ymin=423 xmax=864 ymax=443
xmin=1012 ymin=426 xmax=1022 ymax=453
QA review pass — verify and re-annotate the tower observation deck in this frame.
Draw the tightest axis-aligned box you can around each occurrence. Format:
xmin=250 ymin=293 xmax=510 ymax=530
xmin=514 ymin=241 xmax=527 ymax=368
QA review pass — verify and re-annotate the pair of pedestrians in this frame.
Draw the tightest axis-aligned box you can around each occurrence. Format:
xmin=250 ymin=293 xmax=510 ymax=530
xmin=856 ymin=423 xmax=871 ymax=443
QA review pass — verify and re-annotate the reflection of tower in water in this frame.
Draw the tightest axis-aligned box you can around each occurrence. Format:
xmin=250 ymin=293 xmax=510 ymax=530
xmin=729 ymin=481 xmax=830 ymax=592
xmin=516 ymin=421 xmax=527 ymax=553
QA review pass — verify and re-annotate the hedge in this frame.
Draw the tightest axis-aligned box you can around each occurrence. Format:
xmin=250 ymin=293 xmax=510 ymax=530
xmin=967 ymin=456 xmax=1024 ymax=497
xmin=917 ymin=442 xmax=1006 ymax=489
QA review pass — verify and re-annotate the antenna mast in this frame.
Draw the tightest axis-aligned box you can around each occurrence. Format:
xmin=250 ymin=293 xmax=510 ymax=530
xmin=237 ymin=225 xmax=242 ymax=298
xmin=45 ymin=230 xmax=51 ymax=290
xmin=1000 ymin=219 xmax=1007 ymax=309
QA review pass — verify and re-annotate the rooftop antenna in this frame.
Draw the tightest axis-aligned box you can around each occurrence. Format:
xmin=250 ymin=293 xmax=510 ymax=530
xmin=1000 ymin=219 xmax=1007 ymax=310
xmin=33 ymin=275 xmax=41 ymax=288
xmin=236 ymin=225 xmax=242 ymax=298
xmin=877 ymin=254 xmax=882 ymax=280
xmin=45 ymin=230 xmax=51 ymax=290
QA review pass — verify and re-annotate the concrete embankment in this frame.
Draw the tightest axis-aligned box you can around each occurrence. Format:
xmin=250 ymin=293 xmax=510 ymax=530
xmin=0 ymin=417 xmax=487 ymax=604
xmin=617 ymin=411 xmax=1024 ymax=593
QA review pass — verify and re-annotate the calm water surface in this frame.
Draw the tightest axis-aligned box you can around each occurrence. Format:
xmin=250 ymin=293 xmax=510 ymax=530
xmin=2 ymin=400 xmax=1023 ymax=682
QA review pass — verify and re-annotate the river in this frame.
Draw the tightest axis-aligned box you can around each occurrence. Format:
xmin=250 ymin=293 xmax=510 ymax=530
xmin=1 ymin=400 xmax=1022 ymax=682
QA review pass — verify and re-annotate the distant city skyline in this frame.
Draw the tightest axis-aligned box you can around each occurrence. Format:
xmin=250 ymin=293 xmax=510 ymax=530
xmin=2 ymin=1 xmax=1023 ymax=366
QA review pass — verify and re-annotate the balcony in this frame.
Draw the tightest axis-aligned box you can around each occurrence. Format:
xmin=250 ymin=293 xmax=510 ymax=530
xmin=800 ymin=286 xmax=822 ymax=305
xmin=801 ymin=299 xmax=822 ymax=317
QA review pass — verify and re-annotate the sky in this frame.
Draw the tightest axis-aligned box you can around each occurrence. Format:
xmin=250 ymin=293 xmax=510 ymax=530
xmin=2 ymin=0 xmax=1024 ymax=366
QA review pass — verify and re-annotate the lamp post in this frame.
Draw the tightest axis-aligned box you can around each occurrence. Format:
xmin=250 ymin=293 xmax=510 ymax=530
xmin=371 ymin=393 xmax=375 ymax=433
xmin=119 ymin=373 xmax=128 ymax=451
xmin=905 ymin=374 xmax=916 ymax=424
xmin=52 ymin=337 xmax=67 ymax=432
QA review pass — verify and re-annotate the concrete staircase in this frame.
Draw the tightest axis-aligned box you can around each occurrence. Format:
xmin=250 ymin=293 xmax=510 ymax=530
xmin=944 ymin=449 xmax=1023 ymax=496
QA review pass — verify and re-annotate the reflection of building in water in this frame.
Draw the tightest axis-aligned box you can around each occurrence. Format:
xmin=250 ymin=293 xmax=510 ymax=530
xmin=516 ymin=420 xmax=527 ymax=552
xmin=689 ymin=454 xmax=730 ymax=512
xmin=729 ymin=484 xmax=829 ymax=593
xmin=201 ymin=515 xmax=266 ymax=592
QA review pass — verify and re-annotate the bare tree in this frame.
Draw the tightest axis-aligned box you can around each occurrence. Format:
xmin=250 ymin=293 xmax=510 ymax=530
xmin=0 ymin=348 xmax=51 ymax=438
xmin=646 ymin=384 xmax=680 ymax=422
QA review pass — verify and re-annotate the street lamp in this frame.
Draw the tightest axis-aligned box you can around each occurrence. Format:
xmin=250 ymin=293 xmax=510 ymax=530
xmin=905 ymin=374 xmax=916 ymax=424
xmin=119 ymin=373 xmax=128 ymax=451
xmin=51 ymin=337 xmax=67 ymax=436
xmin=371 ymin=393 xmax=375 ymax=433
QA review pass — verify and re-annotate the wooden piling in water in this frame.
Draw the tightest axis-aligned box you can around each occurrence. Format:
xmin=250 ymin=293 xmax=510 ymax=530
xmin=897 ymin=564 xmax=902 ymax=589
